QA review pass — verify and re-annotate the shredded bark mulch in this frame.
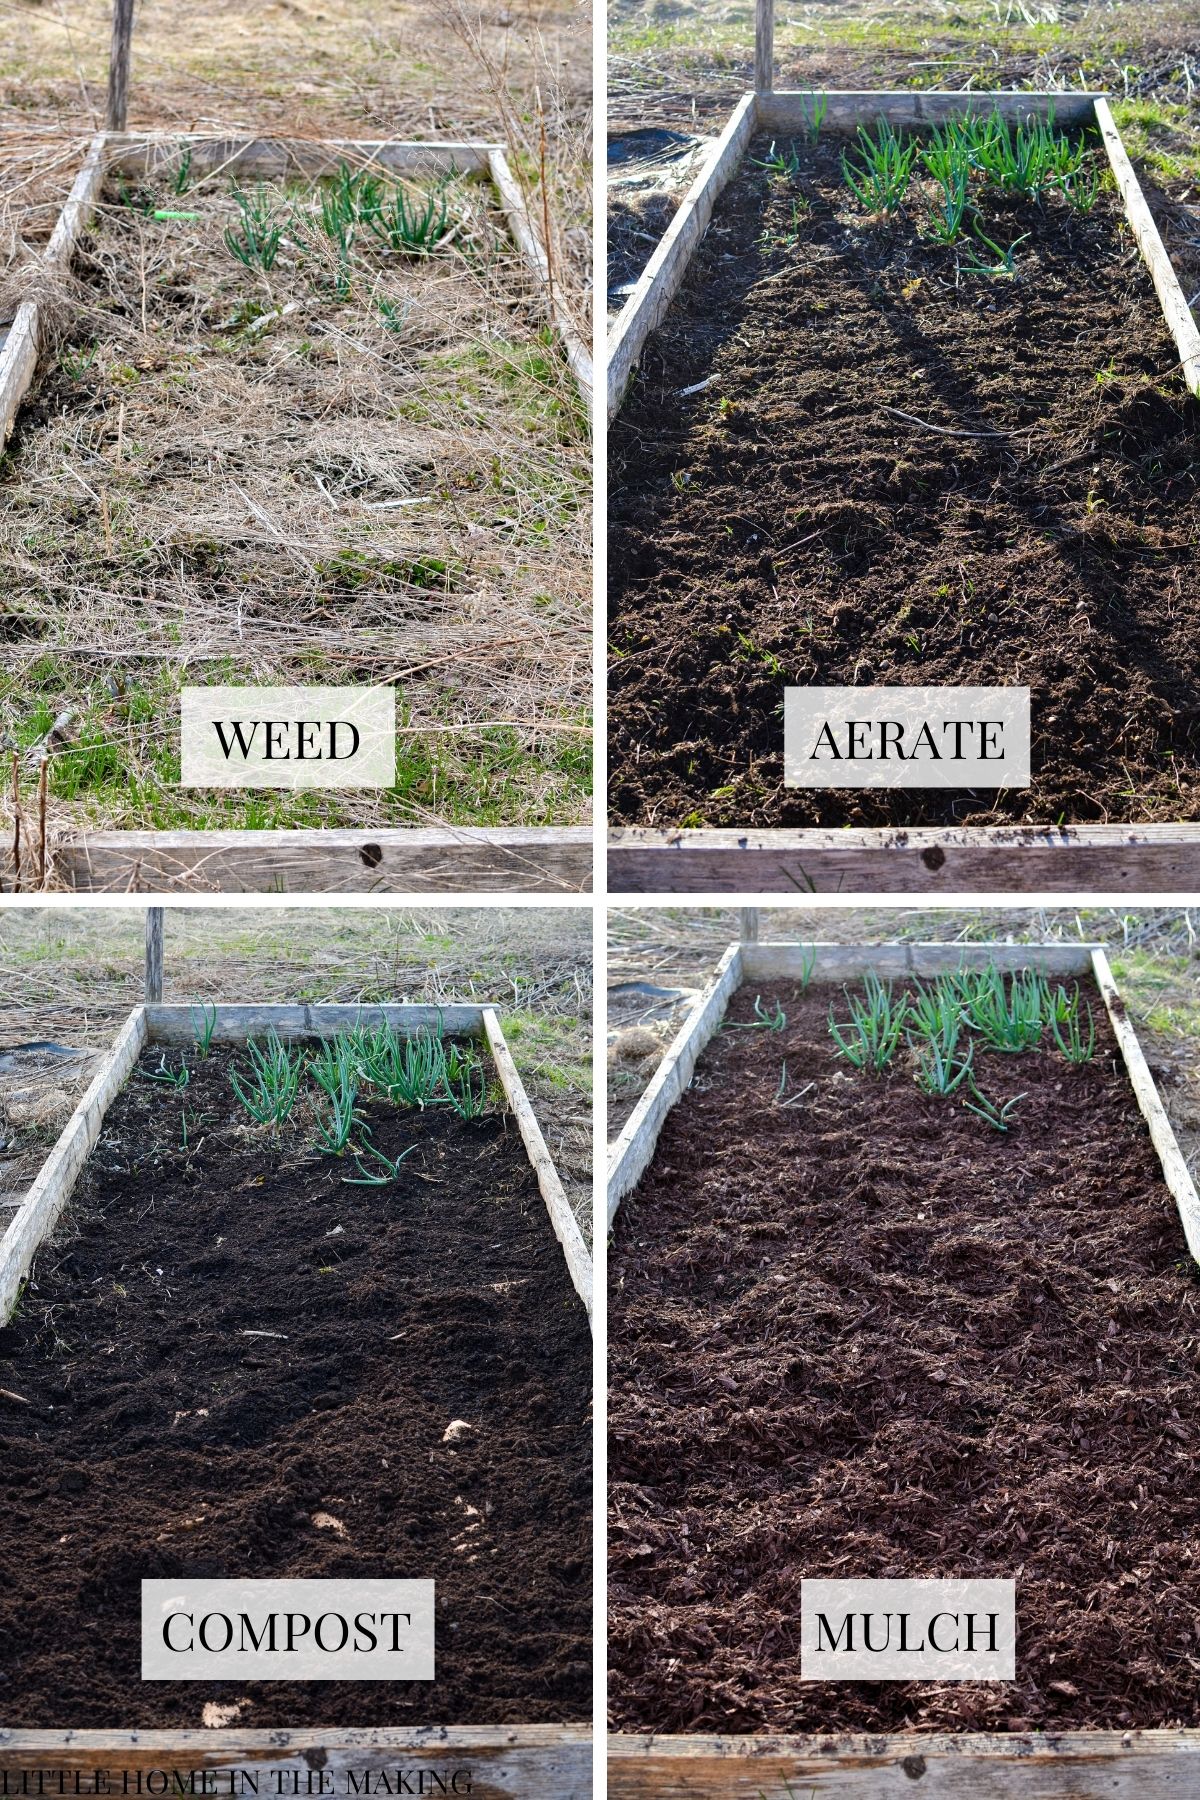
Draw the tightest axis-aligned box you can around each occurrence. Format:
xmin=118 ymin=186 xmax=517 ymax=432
xmin=609 ymin=980 xmax=1200 ymax=1732
xmin=608 ymin=135 xmax=1200 ymax=829
xmin=0 ymin=1045 xmax=591 ymax=1727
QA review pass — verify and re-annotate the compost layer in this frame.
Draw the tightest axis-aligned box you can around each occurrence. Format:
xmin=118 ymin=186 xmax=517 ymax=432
xmin=608 ymin=136 xmax=1200 ymax=829
xmin=0 ymin=1045 xmax=591 ymax=1726
xmin=609 ymin=981 xmax=1200 ymax=1731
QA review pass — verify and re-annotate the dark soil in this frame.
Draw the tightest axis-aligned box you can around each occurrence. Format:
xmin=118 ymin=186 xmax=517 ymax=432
xmin=0 ymin=1044 xmax=591 ymax=1727
xmin=609 ymin=979 xmax=1200 ymax=1732
xmin=608 ymin=134 xmax=1200 ymax=829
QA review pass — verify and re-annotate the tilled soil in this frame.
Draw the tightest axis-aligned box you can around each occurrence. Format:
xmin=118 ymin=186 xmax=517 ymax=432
xmin=0 ymin=1045 xmax=591 ymax=1726
xmin=608 ymin=135 xmax=1200 ymax=829
xmin=609 ymin=980 xmax=1200 ymax=1731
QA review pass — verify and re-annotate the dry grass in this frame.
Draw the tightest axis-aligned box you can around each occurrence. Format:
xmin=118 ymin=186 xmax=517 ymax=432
xmin=606 ymin=907 xmax=1200 ymax=1192
xmin=0 ymin=0 xmax=592 ymax=840
xmin=0 ymin=902 xmax=594 ymax=1236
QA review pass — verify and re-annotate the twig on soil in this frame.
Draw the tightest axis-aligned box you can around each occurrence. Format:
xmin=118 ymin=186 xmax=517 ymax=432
xmin=882 ymin=405 xmax=1016 ymax=438
xmin=0 ymin=1387 xmax=31 ymax=1405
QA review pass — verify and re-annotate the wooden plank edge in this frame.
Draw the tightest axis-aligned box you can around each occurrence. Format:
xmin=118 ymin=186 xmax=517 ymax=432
xmin=606 ymin=91 xmax=758 ymax=421
xmin=104 ymin=132 xmax=498 ymax=177
xmin=0 ymin=1005 xmax=146 ymax=1321
xmin=1094 ymin=96 xmax=1200 ymax=397
xmin=483 ymin=1008 xmax=594 ymax=1322
xmin=0 ymin=1726 xmax=592 ymax=1795
xmin=742 ymin=941 xmax=1096 ymax=981
xmin=0 ymin=300 xmax=40 ymax=445
xmin=0 ymin=1720 xmax=590 ymax=1749
xmin=608 ymin=1727 xmax=1200 ymax=1758
xmin=145 ymin=1002 xmax=488 ymax=1044
xmin=758 ymin=87 xmax=1104 ymax=132
xmin=1091 ymin=947 xmax=1200 ymax=1261
xmin=0 ymin=1727 xmax=591 ymax=1749
xmin=487 ymin=149 xmax=594 ymax=410
xmin=51 ymin=827 xmax=593 ymax=894
xmin=607 ymin=943 xmax=743 ymax=1226
xmin=45 ymin=130 xmax=107 ymax=269
xmin=606 ymin=826 xmax=1200 ymax=894
xmin=607 ymin=1728 xmax=1200 ymax=1794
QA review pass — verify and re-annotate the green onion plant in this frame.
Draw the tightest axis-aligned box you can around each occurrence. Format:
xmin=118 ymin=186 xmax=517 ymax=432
xmin=829 ymin=972 xmax=906 ymax=1071
xmin=229 ymin=1031 xmax=304 ymax=1127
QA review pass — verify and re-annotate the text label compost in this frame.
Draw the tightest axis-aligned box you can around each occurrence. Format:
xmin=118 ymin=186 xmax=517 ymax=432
xmin=140 ymin=1580 xmax=434 ymax=1681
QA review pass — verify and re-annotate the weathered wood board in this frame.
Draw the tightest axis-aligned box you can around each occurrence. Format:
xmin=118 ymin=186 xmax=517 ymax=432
xmin=0 ymin=1728 xmax=592 ymax=1798
xmin=0 ymin=1006 xmax=147 ymax=1319
xmin=47 ymin=826 xmax=592 ymax=894
xmin=484 ymin=1006 xmax=595 ymax=1319
xmin=607 ymin=1730 xmax=1200 ymax=1797
xmin=607 ymin=825 xmax=1200 ymax=894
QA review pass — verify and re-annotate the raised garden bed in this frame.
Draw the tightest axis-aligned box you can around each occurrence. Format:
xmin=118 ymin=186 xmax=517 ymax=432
xmin=606 ymin=90 xmax=1200 ymax=894
xmin=0 ymin=1001 xmax=592 ymax=1782
xmin=608 ymin=938 xmax=1200 ymax=1792
xmin=0 ymin=132 xmax=592 ymax=893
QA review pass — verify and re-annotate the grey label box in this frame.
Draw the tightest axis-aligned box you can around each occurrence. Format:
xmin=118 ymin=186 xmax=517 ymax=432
xmin=180 ymin=686 xmax=396 ymax=788
xmin=801 ymin=1578 xmax=1016 ymax=1681
xmin=784 ymin=686 xmax=1030 ymax=788
xmin=141 ymin=1579 xmax=435 ymax=1680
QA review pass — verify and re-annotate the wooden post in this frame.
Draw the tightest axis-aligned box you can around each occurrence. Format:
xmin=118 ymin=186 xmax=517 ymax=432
xmin=105 ymin=0 xmax=136 ymax=132
xmin=738 ymin=908 xmax=760 ymax=943
xmin=144 ymin=907 xmax=163 ymax=1003
xmin=754 ymin=0 xmax=774 ymax=93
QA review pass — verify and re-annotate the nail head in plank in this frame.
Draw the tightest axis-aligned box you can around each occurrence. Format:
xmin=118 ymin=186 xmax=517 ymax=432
xmin=607 ymin=943 xmax=743 ymax=1225
xmin=1093 ymin=96 xmax=1200 ymax=396
xmin=1091 ymin=947 xmax=1200 ymax=1262
xmin=0 ymin=1005 xmax=147 ymax=1321
xmin=483 ymin=1007 xmax=594 ymax=1323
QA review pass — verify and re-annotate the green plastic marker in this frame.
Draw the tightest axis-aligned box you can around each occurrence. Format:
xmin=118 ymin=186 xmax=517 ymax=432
xmin=153 ymin=209 xmax=198 ymax=220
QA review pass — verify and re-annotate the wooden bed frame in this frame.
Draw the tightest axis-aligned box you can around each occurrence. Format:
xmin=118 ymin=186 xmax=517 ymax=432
xmin=0 ymin=1728 xmax=592 ymax=1797
xmin=0 ymin=131 xmax=593 ymax=895
xmin=607 ymin=938 xmax=1200 ymax=1793
xmin=605 ymin=85 xmax=1200 ymax=895
xmin=0 ymin=1001 xmax=593 ymax=1791
xmin=2 ymin=999 xmax=593 ymax=1323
